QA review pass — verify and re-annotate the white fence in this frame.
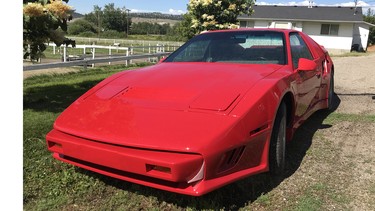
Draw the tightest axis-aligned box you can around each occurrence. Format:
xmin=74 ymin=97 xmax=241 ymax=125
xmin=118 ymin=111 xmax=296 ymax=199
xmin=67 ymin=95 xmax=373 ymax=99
xmin=48 ymin=43 xmax=179 ymax=63
xmin=23 ymin=52 xmax=170 ymax=71
xmin=67 ymin=36 xmax=184 ymax=47
xmin=23 ymin=40 xmax=182 ymax=71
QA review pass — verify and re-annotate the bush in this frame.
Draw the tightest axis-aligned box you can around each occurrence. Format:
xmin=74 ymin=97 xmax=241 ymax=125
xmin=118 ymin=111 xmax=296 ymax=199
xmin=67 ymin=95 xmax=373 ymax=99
xmin=368 ymin=27 xmax=375 ymax=46
xmin=131 ymin=22 xmax=171 ymax=35
xmin=364 ymin=10 xmax=375 ymax=46
xmin=68 ymin=19 xmax=97 ymax=35
xmin=78 ymin=31 xmax=97 ymax=38
xmin=100 ymin=30 xmax=126 ymax=39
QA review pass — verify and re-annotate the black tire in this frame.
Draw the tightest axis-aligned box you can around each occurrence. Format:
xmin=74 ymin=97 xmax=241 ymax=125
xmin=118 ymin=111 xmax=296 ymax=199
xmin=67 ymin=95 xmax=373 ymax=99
xmin=269 ymin=102 xmax=287 ymax=176
xmin=327 ymin=73 xmax=334 ymax=111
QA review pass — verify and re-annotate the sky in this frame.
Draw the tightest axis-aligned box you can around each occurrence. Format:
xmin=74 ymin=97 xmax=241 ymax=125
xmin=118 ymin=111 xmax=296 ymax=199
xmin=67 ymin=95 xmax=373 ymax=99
xmin=69 ymin=0 xmax=375 ymax=15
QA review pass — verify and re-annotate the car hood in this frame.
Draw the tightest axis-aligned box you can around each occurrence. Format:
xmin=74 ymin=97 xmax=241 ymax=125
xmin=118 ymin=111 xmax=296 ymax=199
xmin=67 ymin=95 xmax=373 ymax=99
xmin=54 ymin=62 xmax=282 ymax=152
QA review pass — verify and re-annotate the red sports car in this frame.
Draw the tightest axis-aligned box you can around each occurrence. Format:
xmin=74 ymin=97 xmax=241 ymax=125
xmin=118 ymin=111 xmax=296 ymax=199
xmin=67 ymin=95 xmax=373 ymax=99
xmin=46 ymin=29 xmax=334 ymax=196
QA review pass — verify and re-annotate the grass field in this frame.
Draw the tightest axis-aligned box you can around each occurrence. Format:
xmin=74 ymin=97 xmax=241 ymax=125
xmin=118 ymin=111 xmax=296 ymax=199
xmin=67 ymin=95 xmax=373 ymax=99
xmin=23 ymin=63 xmax=375 ymax=210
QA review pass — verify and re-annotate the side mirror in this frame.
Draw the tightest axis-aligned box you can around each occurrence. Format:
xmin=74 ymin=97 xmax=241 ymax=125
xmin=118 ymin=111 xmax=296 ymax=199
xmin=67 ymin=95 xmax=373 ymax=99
xmin=298 ymin=58 xmax=317 ymax=71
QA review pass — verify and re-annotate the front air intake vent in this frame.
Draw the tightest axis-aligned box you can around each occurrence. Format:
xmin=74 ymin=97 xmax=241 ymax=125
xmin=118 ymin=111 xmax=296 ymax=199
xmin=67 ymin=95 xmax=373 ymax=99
xmin=218 ymin=146 xmax=245 ymax=173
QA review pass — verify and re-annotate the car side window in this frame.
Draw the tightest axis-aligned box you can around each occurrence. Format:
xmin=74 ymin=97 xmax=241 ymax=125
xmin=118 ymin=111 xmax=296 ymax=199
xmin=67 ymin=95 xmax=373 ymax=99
xmin=289 ymin=33 xmax=313 ymax=69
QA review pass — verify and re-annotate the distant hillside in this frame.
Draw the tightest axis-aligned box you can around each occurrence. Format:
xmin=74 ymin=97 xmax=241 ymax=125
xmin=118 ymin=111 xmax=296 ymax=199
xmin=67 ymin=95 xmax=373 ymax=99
xmin=71 ymin=11 xmax=183 ymax=20
xmin=71 ymin=11 xmax=183 ymax=26
xmin=131 ymin=17 xmax=181 ymax=26
xmin=72 ymin=12 xmax=84 ymax=19
xmin=130 ymin=12 xmax=183 ymax=20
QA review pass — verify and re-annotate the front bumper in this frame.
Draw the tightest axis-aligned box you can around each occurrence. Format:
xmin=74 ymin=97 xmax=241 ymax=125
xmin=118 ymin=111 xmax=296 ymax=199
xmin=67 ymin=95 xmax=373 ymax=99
xmin=46 ymin=128 xmax=270 ymax=196
xmin=46 ymin=129 xmax=205 ymax=195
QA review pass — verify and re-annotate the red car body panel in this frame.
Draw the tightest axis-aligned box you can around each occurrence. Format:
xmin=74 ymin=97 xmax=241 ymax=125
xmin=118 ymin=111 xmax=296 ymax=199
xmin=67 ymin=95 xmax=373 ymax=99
xmin=46 ymin=29 xmax=334 ymax=196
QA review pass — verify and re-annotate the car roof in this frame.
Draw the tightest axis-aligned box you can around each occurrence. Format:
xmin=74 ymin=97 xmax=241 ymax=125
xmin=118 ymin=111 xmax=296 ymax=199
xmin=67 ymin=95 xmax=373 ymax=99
xmin=201 ymin=28 xmax=299 ymax=35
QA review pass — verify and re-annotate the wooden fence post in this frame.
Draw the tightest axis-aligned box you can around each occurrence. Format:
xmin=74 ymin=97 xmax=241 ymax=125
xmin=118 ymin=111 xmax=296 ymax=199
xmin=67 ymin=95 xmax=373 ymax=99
xmin=130 ymin=45 xmax=133 ymax=64
xmin=125 ymin=48 xmax=129 ymax=67
xmin=63 ymin=45 xmax=67 ymax=62
xmin=92 ymin=47 xmax=95 ymax=68
xmin=109 ymin=46 xmax=112 ymax=65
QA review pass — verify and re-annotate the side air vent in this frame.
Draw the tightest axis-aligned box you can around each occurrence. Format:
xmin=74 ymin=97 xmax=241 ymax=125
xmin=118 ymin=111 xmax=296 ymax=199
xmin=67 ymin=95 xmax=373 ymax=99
xmin=249 ymin=124 xmax=269 ymax=136
xmin=218 ymin=146 xmax=245 ymax=173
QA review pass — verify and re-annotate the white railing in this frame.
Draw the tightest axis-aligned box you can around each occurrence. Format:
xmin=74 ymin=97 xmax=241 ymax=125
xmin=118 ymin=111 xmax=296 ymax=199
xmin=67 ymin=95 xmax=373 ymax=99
xmin=47 ymin=43 xmax=179 ymax=63
xmin=23 ymin=52 xmax=170 ymax=71
xmin=66 ymin=36 xmax=184 ymax=47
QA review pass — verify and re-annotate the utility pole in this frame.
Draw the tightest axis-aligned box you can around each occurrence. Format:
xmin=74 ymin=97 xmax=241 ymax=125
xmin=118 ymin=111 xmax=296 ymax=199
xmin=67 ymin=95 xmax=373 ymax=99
xmin=354 ymin=0 xmax=358 ymax=15
xmin=126 ymin=9 xmax=131 ymax=37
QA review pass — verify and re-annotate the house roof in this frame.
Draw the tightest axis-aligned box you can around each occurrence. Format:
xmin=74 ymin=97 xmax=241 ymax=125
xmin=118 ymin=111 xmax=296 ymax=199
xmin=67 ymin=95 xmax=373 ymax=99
xmin=239 ymin=5 xmax=364 ymax=23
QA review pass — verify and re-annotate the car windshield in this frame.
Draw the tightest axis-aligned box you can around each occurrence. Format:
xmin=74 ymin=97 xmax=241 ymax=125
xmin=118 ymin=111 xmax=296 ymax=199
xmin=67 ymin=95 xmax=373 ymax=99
xmin=165 ymin=30 xmax=286 ymax=65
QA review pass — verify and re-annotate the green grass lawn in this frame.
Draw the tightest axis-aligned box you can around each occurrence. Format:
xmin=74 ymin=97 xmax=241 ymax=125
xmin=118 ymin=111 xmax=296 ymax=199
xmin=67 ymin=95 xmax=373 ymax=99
xmin=23 ymin=64 xmax=375 ymax=210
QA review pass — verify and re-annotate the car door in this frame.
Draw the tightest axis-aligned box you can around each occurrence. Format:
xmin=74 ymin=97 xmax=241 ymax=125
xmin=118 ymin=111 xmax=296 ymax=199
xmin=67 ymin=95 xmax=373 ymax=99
xmin=290 ymin=32 xmax=322 ymax=118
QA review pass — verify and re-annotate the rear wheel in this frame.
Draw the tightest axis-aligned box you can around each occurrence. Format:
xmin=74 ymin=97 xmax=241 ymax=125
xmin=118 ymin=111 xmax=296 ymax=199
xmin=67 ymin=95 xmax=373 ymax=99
xmin=269 ymin=102 xmax=287 ymax=175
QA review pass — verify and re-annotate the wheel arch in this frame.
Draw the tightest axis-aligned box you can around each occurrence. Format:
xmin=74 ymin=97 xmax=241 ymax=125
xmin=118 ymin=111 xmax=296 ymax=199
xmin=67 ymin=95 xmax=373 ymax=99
xmin=281 ymin=91 xmax=295 ymax=129
xmin=278 ymin=91 xmax=295 ymax=142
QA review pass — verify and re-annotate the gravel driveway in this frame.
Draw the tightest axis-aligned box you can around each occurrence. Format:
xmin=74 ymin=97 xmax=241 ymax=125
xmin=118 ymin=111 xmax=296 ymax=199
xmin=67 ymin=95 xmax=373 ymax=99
xmin=317 ymin=52 xmax=375 ymax=210
xmin=333 ymin=53 xmax=375 ymax=115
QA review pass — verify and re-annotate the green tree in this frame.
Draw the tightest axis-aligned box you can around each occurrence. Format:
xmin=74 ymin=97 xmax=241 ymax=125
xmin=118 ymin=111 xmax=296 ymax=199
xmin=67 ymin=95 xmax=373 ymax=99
xmin=131 ymin=22 xmax=172 ymax=35
xmin=23 ymin=0 xmax=75 ymax=61
xmin=84 ymin=4 xmax=131 ymax=37
xmin=84 ymin=5 xmax=103 ymax=37
xmin=102 ymin=4 xmax=129 ymax=32
xmin=364 ymin=8 xmax=375 ymax=46
xmin=188 ymin=0 xmax=255 ymax=33
xmin=67 ymin=19 xmax=97 ymax=35
xmin=175 ymin=13 xmax=197 ymax=40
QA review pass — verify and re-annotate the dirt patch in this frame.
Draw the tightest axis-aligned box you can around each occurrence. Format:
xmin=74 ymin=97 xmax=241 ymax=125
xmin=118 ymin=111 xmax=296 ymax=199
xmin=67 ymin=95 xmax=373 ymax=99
xmin=306 ymin=53 xmax=375 ymax=210
xmin=312 ymin=53 xmax=375 ymax=210
xmin=333 ymin=52 xmax=375 ymax=94
xmin=332 ymin=53 xmax=375 ymax=115
xmin=320 ymin=121 xmax=375 ymax=210
xmin=367 ymin=45 xmax=375 ymax=52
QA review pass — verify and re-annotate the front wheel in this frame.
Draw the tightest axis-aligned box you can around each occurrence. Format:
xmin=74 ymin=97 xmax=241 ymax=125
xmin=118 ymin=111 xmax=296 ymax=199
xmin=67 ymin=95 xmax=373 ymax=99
xmin=269 ymin=102 xmax=287 ymax=176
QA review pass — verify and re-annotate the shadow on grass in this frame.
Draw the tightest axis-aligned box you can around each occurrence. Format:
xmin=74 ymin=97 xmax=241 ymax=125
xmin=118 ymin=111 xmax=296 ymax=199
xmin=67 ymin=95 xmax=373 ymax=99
xmin=23 ymin=79 xmax=102 ymax=113
xmin=75 ymin=94 xmax=341 ymax=209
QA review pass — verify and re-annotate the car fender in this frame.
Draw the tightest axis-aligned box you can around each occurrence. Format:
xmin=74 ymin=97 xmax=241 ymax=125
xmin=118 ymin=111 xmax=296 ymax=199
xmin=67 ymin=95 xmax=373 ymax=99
xmin=223 ymin=69 xmax=294 ymax=171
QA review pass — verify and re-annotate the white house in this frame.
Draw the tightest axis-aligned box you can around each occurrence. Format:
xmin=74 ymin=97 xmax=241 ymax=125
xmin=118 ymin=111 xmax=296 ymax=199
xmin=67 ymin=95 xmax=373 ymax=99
xmin=238 ymin=5 xmax=375 ymax=54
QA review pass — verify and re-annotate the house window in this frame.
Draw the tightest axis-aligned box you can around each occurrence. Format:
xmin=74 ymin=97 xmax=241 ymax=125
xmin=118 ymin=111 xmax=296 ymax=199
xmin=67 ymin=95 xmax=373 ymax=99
xmin=240 ymin=21 xmax=247 ymax=28
xmin=239 ymin=21 xmax=254 ymax=28
xmin=320 ymin=24 xmax=339 ymax=36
